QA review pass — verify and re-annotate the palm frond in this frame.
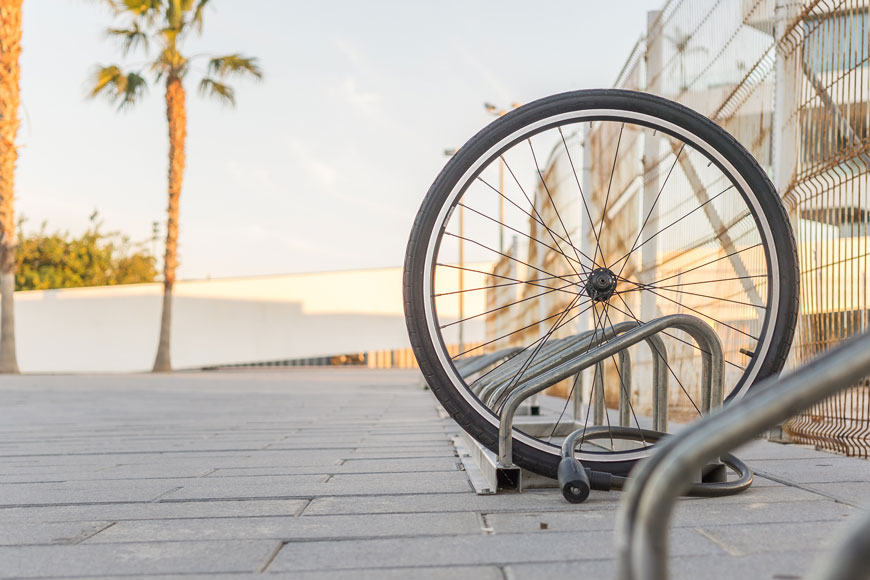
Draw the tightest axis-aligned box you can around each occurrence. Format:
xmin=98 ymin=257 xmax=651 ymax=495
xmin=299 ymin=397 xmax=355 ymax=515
xmin=166 ymin=0 xmax=189 ymax=31
xmin=119 ymin=0 xmax=163 ymax=17
xmin=106 ymin=21 xmax=149 ymax=56
xmin=152 ymin=37 xmax=188 ymax=80
xmin=206 ymin=54 xmax=263 ymax=80
xmin=88 ymin=66 xmax=149 ymax=110
xmin=199 ymin=77 xmax=235 ymax=106
xmin=191 ymin=0 xmax=211 ymax=33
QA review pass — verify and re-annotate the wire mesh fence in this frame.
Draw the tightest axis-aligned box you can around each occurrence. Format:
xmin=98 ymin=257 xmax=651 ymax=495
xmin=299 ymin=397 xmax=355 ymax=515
xmin=609 ymin=0 xmax=869 ymax=454
xmin=472 ymin=0 xmax=868 ymax=454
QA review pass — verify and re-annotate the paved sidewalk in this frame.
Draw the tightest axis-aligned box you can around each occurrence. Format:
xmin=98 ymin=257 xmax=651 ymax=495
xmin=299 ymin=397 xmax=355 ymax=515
xmin=0 ymin=369 xmax=867 ymax=579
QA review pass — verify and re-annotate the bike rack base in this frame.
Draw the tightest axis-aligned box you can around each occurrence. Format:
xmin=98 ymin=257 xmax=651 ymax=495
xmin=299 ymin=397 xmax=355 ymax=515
xmin=454 ymin=417 xmax=584 ymax=494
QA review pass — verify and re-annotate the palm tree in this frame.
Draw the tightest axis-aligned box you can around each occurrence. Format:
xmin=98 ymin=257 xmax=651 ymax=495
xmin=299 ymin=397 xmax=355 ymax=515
xmin=90 ymin=0 xmax=262 ymax=371
xmin=0 ymin=0 xmax=22 ymax=374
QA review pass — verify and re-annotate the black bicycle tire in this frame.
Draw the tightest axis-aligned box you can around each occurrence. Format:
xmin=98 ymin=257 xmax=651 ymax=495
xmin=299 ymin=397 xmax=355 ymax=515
xmin=403 ymin=89 xmax=799 ymax=478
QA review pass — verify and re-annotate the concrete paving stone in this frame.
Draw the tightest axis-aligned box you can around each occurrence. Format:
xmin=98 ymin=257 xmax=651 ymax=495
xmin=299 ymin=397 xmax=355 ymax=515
xmin=16 ymin=568 xmax=504 ymax=580
xmin=693 ymin=519 xmax=855 ymax=556
xmin=799 ymin=481 xmax=870 ymax=507
xmin=284 ymin=566 xmax=505 ymax=580
xmin=485 ymin=499 xmax=856 ymax=534
xmin=0 ymin=484 xmax=182 ymax=507
xmin=747 ymin=456 xmax=870 ymax=484
xmin=207 ymin=458 xmax=461 ymax=477
xmin=504 ymin=549 xmax=825 ymax=580
xmin=0 ymin=540 xmax=280 ymax=578
xmin=326 ymin=471 xmax=469 ymax=485
xmin=268 ymin=527 xmax=721 ymax=572
xmin=0 ymin=499 xmax=308 ymax=523
xmin=361 ymin=434 xmax=454 ymax=443
xmin=161 ymin=476 xmax=472 ymax=501
xmin=86 ymin=512 xmax=481 ymax=543
xmin=732 ymin=440 xmax=838 ymax=461
xmin=343 ymin=448 xmax=457 ymax=457
xmin=0 ymin=521 xmax=112 ymax=545
xmin=3 ymin=369 xmax=869 ymax=577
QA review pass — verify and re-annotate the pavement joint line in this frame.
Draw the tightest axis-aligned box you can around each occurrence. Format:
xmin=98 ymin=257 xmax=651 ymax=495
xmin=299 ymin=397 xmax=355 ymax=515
xmin=81 ymin=531 xmax=490 ymax=546
xmin=74 ymin=521 xmax=117 ymax=545
xmin=752 ymin=468 xmax=863 ymax=507
xmin=255 ymin=540 xmax=285 ymax=573
xmin=156 ymin=491 xmax=473 ymax=502
xmin=149 ymin=487 xmax=184 ymax=503
xmin=294 ymin=498 xmax=313 ymax=517
xmin=693 ymin=527 xmax=744 ymax=556
xmin=478 ymin=512 xmax=495 ymax=535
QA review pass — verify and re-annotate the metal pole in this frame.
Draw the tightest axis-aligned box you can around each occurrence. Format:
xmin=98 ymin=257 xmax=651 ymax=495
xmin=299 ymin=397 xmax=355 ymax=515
xmin=639 ymin=10 xmax=664 ymax=415
xmin=459 ymin=204 xmax=464 ymax=354
xmin=616 ymin=332 xmax=870 ymax=580
xmin=498 ymin=158 xmax=505 ymax=253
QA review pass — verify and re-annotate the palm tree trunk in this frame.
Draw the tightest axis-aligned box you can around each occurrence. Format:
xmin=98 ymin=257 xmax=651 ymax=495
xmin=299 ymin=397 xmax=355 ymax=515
xmin=152 ymin=74 xmax=186 ymax=372
xmin=0 ymin=0 xmax=22 ymax=374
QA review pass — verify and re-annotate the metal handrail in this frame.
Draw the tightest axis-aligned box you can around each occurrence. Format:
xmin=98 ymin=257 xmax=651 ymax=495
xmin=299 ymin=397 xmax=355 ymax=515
xmin=497 ymin=314 xmax=723 ymax=467
xmin=615 ymin=331 xmax=870 ymax=580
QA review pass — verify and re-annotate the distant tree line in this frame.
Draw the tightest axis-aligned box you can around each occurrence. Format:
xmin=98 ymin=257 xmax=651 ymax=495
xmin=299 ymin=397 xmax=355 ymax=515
xmin=0 ymin=0 xmax=261 ymax=373
xmin=15 ymin=216 xmax=157 ymax=291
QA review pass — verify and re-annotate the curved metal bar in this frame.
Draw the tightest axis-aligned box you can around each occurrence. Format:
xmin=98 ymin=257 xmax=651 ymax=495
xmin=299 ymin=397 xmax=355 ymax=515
xmin=476 ymin=332 xmax=594 ymax=401
xmin=492 ymin=320 xmax=671 ymax=427
xmin=474 ymin=333 xmax=590 ymax=397
xmin=487 ymin=324 xmax=632 ymax=410
xmin=498 ymin=314 xmax=722 ymax=467
xmin=615 ymin=331 xmax=870 ymax=580
xmin=456 ymin=347 xmax=522 ymax=378
xmin=617 ymin=350 xmax=633 ymax=427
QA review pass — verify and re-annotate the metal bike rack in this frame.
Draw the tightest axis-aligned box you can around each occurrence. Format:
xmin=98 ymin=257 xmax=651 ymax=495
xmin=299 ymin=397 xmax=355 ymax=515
xmin=453 ymin=314 xmax=722 ymax=493
xmin=455 ymin=347 xmax=522 ymax=378
xmin=615 ymin=331 xmax=870 ymax=580
xmin=498 ymin=314 xmax=723 ymax=469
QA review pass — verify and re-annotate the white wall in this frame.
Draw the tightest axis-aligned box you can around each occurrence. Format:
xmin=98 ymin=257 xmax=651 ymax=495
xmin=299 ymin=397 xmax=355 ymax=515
xmin=11 ymin=264 xmax=491 ymax=373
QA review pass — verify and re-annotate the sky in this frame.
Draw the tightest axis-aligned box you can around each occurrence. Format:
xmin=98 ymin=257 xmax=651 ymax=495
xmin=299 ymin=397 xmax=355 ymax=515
xmin=18 ymin=0 xmax=664 ymax=280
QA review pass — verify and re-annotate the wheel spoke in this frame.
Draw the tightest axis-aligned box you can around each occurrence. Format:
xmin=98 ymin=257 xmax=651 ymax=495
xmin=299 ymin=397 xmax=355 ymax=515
xmin=501 ymin=156 xmax=599 ymax=274
xmin=494 ymin=294 xmax=586 ymax=411
xmin=454 ymin=297 xmax=593 ymax=359
xmin=558 ymin=127 xmax=603 ymax=256
xmin=468 ymin=300 xmax=597 ymax=386
xmin=527 ymin=138 xmax=589 ymax=276
xmin=593 ymin=123 xmax=625 ymax=267
xmin=440 ymin=282 xmax=583 ymax=329
xmin=635 ymin=243 xmax=763 ymax=288
xmin=477 ymin=175 xmax=599 ymax=268
xmin=608 ymin=184 xmax=733 ymax=274
xmin=458 ymin=202 xmax=590 ymax=273
xmin=436 ymin=263 xmax=582 ymax=298
xmin=607 ymin=294 xmax=746 ymax=371
xmin=437 ymin=238 xmax=581 ymax=291
xmin=613 ymin=143 xmax=685 ymax=281
xmin=434 ymin=273 xmax=581 ymax=298
xmin=611 ymin=295 xmax=702 ymax=415
xmin=618 ymin=281 xmax=767 ymax=310
xmin=602 ymin=307 xmax=647 ymax=444
xmin=635 ymin=285 xmax=760 ymax=341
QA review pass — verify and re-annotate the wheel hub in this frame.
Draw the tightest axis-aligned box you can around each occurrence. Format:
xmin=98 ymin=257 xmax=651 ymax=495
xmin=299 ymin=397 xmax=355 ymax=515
xmin=585 ymin=268 xmax=617 ymax=302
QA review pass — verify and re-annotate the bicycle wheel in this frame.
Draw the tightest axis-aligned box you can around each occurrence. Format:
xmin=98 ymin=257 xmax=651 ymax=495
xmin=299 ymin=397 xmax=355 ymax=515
xmin=404 ymin=89 xmax=798 ymax=477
